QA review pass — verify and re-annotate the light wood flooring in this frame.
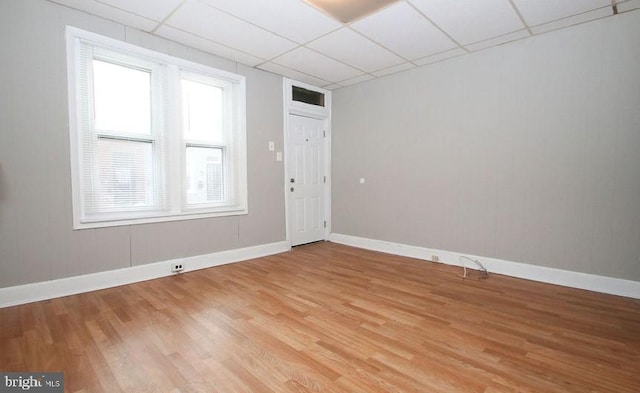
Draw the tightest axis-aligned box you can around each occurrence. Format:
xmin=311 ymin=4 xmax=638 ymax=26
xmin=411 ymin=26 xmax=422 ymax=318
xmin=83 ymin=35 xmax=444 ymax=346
xmin=1 ymin=242 xmax=639 ymax=392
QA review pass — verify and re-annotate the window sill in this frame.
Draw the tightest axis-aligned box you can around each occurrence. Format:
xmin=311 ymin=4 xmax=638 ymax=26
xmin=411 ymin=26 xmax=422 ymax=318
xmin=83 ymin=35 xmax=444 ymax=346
xmin=73 ymin=208 xmax=248 ymax=230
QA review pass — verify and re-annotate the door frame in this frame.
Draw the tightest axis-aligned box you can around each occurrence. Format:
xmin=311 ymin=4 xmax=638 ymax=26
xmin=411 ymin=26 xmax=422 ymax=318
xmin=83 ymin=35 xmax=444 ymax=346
xmin=283 ymin=78 xmax=332 ymax=246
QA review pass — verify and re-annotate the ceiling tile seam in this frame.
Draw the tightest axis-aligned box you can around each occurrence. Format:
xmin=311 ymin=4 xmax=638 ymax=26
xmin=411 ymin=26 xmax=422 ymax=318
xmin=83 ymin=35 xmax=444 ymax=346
xmin=507 ymin=0 xmax=533 ymax=35
xmin=371 ymin=62 xmax=414 ymax=75
xmin=532 ymin=14 xmax=617 ymax=36
xmin=153 ymin=32 xmax=245 ymax=71
xmin=406 ymin=7 xmax=619 ymax=68
xmin=458 ymin=28 xmax=530 ymax=49
xmin=283 ymin=63 xmax=363 ymax=84
xmin=95 ymin=0 xmax=402 ymax=81
xmin=150 ymin=0 xmax=188 ymax=34
xmin=299 ymin=0 xmax=401 ymax=25
xmin=294 ymin=0 xmax=329 ymax=17
xmin=197 ymin=0 xmax=299 ymax=46
xmin=254 ymin=44 xmax=307 ymax=69
xmin=617 ymin=2 xmax=640 ymax=13
xmin=257 ymin=62 xmax=331 ymax=85
xmin=336 ymin=74 xmax=373 ymax=84
xmin=295 ymin=25 xmax=345 ymax=47
xmin=47 ymin=0 xmax=158 ymax=30
xmin=335 ymin=79 xmax=370 ymax=89
xmin=527 ymin=5 xmax=615 ymax=30
xmin=466 ymin=34 xmax=531 ymax=53
xmin=49 ymin=0 xmax=629 ymax=92
xmin=299 ymin=11 xmax=418 ymax=66
xmin=296 ymin=0 xmax=338 ymax=23
xmin=346 ymin=26 xmax=414 ymax=64
xmin=405 ymin=0 xmax=469 ymax=54
xmin=156 ymin=25 xmax=268 ymax=63
xmin=250 ymin=23 xmax=345 ymax=67
xmin=299 ymin=45 xmax=384 ymax=79
xmin=613 ymin=0 xmax=638 ymax=14
xmin=410 ymin=48 xmax=465 ymax=66
xmin=51 ymin=0 xmax=268 ymax=67
xmin=415 ymin=53 xmax=466 ymax=68
xmin=335 ymin=74 xmax=374 ymax=85
xmin=260 ymin=37 xmax=378 ymax=79
xmin=346 ymin=0 xmax=407 ymax=24
xmin=91 ymin=0 xmax=163 ymax=26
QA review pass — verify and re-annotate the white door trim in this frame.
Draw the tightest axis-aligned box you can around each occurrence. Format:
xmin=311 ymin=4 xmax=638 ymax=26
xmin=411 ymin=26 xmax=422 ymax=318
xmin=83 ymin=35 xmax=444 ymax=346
xmin=283 ymin=78 xmax=331 ymax=246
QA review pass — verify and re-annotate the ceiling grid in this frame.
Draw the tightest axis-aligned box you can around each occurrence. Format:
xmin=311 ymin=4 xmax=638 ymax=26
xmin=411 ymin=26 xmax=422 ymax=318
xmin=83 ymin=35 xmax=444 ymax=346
xmin=48 ymin=0 xmax=638 ymax=89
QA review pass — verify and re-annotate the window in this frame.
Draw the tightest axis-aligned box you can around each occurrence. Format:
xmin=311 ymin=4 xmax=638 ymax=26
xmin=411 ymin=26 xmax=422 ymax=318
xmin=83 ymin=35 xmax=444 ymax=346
xmin=292 ymin=85 xmax=325 ymax=107
xmin=285 ymin=79 xmax=330 ymax=118
xmin=66 ymin=27 xmax=247 ymax=229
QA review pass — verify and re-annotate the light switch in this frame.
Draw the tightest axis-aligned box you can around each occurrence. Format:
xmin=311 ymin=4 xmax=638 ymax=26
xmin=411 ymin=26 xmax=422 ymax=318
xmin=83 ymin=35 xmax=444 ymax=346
xmin=276 ymin=152 xmax=282 ymax=162
xmin=268 ymin=141 xmax=275 ymax=151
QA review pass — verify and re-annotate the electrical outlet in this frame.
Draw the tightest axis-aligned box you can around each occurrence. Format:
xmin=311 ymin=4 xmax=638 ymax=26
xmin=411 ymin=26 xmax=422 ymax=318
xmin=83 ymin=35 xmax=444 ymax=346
xmin=431 ymin=255 xmax=440 ymax=263
xmin=171 ymin=262 xmax=184 ymax=273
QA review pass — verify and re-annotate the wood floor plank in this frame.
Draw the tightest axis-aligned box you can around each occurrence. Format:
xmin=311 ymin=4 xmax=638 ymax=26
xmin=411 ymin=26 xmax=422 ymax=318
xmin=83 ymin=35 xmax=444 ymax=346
xmin=1 ymin=242 xmax=640 ymax=392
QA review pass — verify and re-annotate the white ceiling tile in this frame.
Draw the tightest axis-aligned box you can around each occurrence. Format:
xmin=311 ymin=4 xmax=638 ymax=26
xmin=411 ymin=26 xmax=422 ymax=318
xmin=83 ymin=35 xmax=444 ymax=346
xmin=411 ymin=0 xmax=524 ymax=45
xmin=512 ymin=0 xmax=611 ymax=26
xmin=258 ymin=62 xmax=330 ymax=87
xmin=530 ymin=7 xmax=612 ymax=34
xmin=464 ymin=29 xmax=529 ymax=52
xmin=154 ymin=26 xmax=264 ymax=66
xmin=200 ymin=0 xmax=341 ymax=43
xmin=323 ymin=84 xmax=344 ymax=90
xmin=48 ymin=0 xmax=157 ymax=31
xmin=165 ymin=0 xmax=298 ymax=59
xmin=371 ymin=62 xmax=416 ymax=77
xmin=617 ymin=0 xmax=640 ymax=12
xmin=47 ymin=0 xmax=624 ymax=89
xmin=97 ymin=0 xmax=183 ymax=21
xmin=339 ymin=74 xmax=375 ymax=86
xmin=272 ymin=47 xmax=363 ymax=82
xmin=351 ymin=2 xmax=456 ymax=60
xmin=306 ymin=28 xmax=405 ymax=72
xmin=413 ymin=47 xmax=466 ymax=65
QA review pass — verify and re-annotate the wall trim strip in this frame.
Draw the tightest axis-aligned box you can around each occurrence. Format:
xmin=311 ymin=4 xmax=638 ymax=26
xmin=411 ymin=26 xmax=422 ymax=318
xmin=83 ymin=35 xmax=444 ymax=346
xmin=329 ymin=233 xmax=640 ymax=299
xmin=0 ymin=241 xmax=291 ymax=308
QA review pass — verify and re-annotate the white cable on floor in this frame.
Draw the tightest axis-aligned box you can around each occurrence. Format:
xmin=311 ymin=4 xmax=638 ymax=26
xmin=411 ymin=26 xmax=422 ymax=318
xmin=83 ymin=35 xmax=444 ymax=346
xmin=459 ymin=255 xmax=489 ymax=279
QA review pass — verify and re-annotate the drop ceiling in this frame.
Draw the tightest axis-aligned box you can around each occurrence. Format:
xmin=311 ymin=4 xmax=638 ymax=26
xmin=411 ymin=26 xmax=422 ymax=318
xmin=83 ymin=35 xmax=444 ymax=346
xmin=48 ymin=0 xmax=639 ymax=90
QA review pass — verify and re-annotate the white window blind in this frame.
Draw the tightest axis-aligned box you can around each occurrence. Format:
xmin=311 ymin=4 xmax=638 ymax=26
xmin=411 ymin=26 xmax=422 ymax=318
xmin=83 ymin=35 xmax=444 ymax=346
xmin=181 ymin=74 xmax=229 ymax=208
xmin=67 ymin=27 xmax=247 ymax=229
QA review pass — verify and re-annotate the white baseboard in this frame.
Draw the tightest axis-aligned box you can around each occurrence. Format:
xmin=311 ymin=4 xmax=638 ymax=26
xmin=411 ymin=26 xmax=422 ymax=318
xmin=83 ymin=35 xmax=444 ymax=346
xmin=0 ymin=241 xmax=291 ymax=308
xmin=329 ymin=233 xmax=640 ymax=299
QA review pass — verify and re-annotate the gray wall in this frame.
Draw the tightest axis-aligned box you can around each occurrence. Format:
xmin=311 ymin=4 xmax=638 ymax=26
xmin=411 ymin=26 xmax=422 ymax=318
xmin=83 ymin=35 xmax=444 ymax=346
xmin=333 ymin=10 xmax=640 ymax=281
xmin=0 ymin=0 xmax=286 ymax=288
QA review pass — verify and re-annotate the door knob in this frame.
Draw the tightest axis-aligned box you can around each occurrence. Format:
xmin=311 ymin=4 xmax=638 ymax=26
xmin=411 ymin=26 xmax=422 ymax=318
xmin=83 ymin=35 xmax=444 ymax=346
xmin=290 ymin=187 xmax=294 ymax=192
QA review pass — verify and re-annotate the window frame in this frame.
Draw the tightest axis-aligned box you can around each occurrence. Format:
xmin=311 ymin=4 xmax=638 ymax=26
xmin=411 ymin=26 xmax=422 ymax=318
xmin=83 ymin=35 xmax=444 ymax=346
xmin=66 ymin=26 xmax=247 ymax=229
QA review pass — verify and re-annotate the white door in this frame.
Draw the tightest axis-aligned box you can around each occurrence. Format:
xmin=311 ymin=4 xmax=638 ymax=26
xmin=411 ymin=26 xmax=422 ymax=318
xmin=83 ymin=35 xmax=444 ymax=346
xmin=287 ymin=114 xmax=326 ymax=246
